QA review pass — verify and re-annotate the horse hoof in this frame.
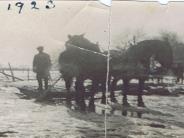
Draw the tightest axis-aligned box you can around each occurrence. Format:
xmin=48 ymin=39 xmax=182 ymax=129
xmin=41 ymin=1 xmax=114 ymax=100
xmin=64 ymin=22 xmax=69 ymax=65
xmin=122 ymin=111 xmax=128 ymax=116
xmin=138 ymin=102 xmax=146 ymax=107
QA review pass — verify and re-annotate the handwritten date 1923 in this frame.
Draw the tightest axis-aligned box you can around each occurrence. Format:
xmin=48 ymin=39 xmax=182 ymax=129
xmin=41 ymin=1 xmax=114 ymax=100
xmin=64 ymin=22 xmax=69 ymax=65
xmin=7 ymin=0 xmax=55 ymax=14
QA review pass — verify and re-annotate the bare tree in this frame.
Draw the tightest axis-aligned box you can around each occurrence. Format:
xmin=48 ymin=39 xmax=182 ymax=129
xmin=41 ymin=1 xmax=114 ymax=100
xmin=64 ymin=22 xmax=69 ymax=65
xmin=159 ymin=31 xmax=184 ymax=64
xmin=159 ymin=30 xmax=181 ymax=47
xmin=113 ymin=28 xmax=146 ymax=51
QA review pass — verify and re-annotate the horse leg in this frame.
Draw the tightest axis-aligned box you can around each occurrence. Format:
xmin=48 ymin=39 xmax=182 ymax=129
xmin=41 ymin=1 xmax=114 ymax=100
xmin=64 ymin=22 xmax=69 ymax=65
xmin=161 ymin=77 xmax=163 ymax=84
xmin=157 ymin=77 xmax=160 ymax=84
xmin=176 ymin=76 xmax=180 ymax=84
xmin=75 ymin=78 xmax=86 ymax=110
xmin=65 ymin=79 xmax=72 ymax=92
xmin=122 ymin=79 xmax=130 ymax=106
xmin=110 ymin=77 xmax=118 ymax=103
xmin=157 ymin=76 xmax=163 ymax=84
xmin=65 ymin=78 xmax=72 ymax=101
xmin=158 ymin=76 xmax=162 ymax=84
xmin=151 ymin=77 xmax=154 ymax=82
xmin=101 ymin=81 xmax=107 ymax=104
xmin=89 ymin=80 xmax=98 ymax=110
xmin=137 ymin=79 xmax=145 ymax=107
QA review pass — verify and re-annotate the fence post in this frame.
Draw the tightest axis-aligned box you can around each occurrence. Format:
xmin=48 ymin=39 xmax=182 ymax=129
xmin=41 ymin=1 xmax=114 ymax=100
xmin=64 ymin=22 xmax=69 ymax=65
xmin=8 ymin=63 xmax=15 ymax=82
xmin=27 ymin=68 xmax=30 ymax=81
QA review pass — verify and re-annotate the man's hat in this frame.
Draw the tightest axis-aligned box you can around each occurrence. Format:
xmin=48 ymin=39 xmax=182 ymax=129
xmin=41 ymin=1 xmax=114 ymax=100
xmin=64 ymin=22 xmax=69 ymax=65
xmin=37 ymin=46 xmax=44 ymax=50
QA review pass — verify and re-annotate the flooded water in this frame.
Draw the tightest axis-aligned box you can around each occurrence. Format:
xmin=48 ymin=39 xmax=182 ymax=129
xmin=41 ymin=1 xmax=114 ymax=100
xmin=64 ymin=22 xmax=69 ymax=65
xmin=106 ymin=94 xmax=184 ymax=138
xmin=1 ymin=71 xmax=184 ymax=138
xmin=0 ymin=85 xmax=106 ymax=138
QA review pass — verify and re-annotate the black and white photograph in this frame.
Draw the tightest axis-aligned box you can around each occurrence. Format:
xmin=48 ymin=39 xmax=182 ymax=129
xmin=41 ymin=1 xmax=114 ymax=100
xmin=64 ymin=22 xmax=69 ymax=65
xmin=0 ymin=0 xmax=184 ymax=137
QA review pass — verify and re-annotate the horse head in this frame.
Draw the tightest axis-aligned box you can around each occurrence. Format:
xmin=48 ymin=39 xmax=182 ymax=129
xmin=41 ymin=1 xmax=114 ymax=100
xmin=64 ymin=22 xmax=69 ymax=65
xmin=65 ymin=34 xmax=100 ymax=52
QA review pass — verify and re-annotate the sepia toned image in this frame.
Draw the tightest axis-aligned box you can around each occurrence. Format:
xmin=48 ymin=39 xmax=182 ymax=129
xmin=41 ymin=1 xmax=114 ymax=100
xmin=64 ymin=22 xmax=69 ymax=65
xmin=0 ymin=0 xmax=184 ymax=138
xmin=0 ymin=1 xmax=109 ymax=137
xmin=107 ymin=1 xmax=184 ymax=137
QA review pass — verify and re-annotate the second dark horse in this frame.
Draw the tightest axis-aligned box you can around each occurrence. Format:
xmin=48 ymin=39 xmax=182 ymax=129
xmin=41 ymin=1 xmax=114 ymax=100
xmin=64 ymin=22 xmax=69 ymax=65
xmin=110 ymin=40 xmax=173 ymax=107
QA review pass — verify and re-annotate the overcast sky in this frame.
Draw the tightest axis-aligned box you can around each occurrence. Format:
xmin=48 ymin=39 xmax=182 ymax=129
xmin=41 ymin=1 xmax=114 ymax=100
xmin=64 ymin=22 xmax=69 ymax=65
xmin=0 ymin=1 xmax=184 ymax=67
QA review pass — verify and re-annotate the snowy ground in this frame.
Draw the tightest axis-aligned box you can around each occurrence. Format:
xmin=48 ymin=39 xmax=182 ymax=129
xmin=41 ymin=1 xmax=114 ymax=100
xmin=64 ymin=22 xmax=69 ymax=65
xmin=0 ymin=72 xmax=184 ymax=137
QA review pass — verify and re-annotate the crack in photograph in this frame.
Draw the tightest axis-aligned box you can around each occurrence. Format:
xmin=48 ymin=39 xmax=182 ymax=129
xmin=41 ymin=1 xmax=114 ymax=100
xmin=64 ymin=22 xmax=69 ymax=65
xmin=0 ymin=0 xmax=184 ymax=138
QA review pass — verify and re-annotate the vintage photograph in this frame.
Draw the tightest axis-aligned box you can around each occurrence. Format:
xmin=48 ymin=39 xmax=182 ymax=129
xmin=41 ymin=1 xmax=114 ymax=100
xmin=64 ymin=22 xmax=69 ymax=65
xmin=0 ymin=0 xmax=184 ymax=137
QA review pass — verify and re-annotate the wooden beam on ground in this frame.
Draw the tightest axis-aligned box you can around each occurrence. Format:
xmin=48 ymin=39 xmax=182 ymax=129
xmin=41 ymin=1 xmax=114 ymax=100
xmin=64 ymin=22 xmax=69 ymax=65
xmin=0 ymin=71 xmax=24 ymax=81
xmin=1 ymin=70 xmax=9 ymax=80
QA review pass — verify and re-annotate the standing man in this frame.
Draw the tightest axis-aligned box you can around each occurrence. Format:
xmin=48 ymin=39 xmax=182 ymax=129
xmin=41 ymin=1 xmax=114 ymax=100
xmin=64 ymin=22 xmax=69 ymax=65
xmin=33 ymin=46 xmax=51 ymax=90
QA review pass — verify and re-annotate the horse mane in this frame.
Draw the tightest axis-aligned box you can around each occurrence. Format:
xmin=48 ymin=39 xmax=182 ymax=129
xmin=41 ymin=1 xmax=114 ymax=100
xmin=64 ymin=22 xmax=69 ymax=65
xmin=110 ymin=39 xmax=173 ymax=78
xmin=126 ymin=40 xmax=173 ymax=69
xmin=65 ymin=34 xmax=101 ymax=52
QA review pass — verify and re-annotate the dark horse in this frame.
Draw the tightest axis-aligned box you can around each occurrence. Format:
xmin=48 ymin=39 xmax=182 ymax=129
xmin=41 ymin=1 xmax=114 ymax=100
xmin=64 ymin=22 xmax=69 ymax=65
xmin=110 ymin=40 xmax=173 ymax=107
xmin=59 ymin=34 xmax=108 ymax=108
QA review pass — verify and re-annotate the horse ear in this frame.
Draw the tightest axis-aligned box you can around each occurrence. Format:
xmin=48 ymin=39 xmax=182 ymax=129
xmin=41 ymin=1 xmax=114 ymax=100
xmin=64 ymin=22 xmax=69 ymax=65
xmin=80 ymin=33 xmax=85 ymax=37
xmin=68 ymin=34 xmax=72 ymax=39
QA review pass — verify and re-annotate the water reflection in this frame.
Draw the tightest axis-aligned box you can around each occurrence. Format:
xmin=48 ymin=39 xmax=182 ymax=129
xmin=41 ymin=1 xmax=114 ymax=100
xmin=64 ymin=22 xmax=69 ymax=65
xmin=0 ymin=86 xmax=103 ymax=138
xmin=60 ymin=97 xmax=144 ymax=119
xmin=122 ymin=109 xmax=143 ymax=118
xmin=64 ymin=98 xmax=96 ymax=113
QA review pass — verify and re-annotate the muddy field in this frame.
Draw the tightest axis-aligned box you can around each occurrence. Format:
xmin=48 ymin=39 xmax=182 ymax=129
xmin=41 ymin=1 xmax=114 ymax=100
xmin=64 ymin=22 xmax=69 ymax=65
xmin=0 ymin=71 xmax=184 ymax=138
